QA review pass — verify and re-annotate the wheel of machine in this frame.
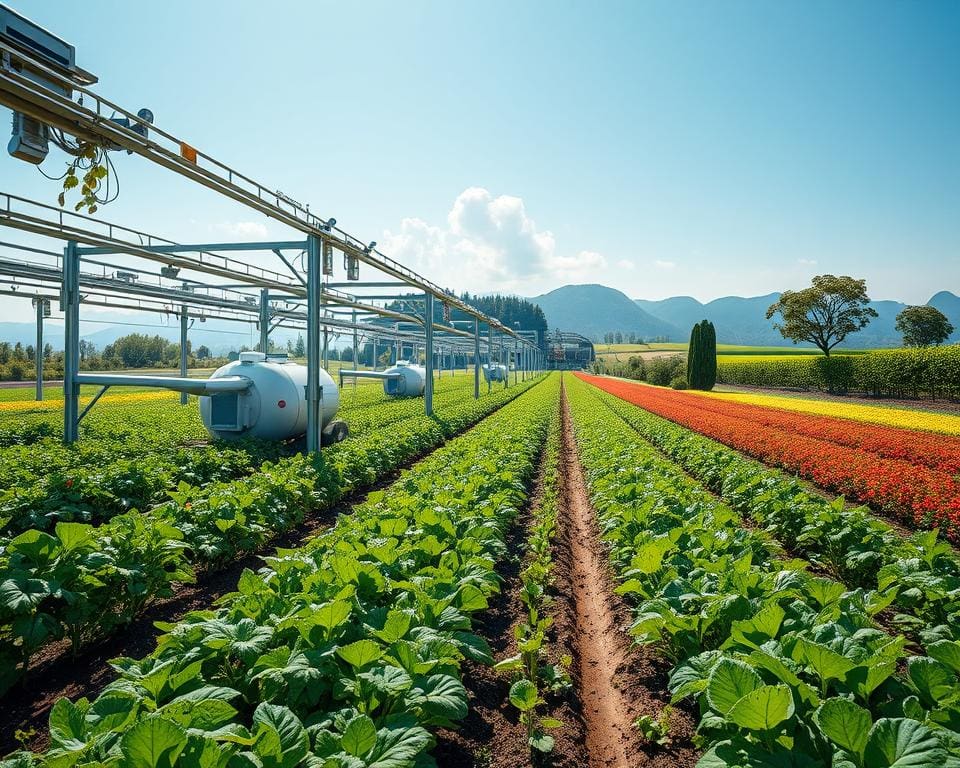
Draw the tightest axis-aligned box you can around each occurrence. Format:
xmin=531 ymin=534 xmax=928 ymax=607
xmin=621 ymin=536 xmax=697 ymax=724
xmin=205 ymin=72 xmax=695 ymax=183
xmin=321 ymin=419 xmax=349 ymax=446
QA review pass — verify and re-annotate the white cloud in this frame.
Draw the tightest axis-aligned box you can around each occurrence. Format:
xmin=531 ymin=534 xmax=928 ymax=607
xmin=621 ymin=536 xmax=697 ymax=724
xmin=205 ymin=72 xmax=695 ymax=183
xmin=381 ymin=187 xmax=604 ymax=293
xmin=212 ymin=220 xmax=270 ymax=239
xmin=654 ymin=259 xmax=676 ymax=270
xmin=616 ymin=259 xmax=636 ymax=270
xmin=797 ymin=258 xmax=818 ymax=266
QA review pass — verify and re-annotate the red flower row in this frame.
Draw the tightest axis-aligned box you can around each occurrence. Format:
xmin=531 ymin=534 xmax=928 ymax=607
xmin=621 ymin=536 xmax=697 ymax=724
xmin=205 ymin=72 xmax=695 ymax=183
xmin=577 ymin=374 xmax=960 ymax=543
xmin=682 ymin=393 xmax=960 ymax=474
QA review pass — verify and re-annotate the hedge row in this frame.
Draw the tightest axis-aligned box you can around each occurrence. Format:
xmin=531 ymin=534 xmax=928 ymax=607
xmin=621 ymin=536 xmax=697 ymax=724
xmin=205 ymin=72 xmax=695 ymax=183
xmin=716 ymin=345 xmax=960 ymax=398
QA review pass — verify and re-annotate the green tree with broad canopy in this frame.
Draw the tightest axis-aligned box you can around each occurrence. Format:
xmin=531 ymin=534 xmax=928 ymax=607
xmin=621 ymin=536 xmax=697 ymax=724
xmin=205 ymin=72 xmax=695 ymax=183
xmin=895 ymin=305 xmax=954 ymax=347
xmin=766 ymin=275 xmax=878 ymax=356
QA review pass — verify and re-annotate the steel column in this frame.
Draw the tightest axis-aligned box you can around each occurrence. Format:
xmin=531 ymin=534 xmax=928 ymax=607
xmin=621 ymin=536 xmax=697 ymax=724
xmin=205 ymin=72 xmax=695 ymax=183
xmin=179 ymin=304 xmax=189 ymax=405
xmin=424 ymin=293 xmax=434 ymax=416
xmin=34 ymin=298 xmax=43 ymax=401
xmin=372 ymin=337 xmax=378 ymax=371
xmin=351 ymin=309 xmax=358 ymax=372
xmin=473 ymin=319 xmax=480 ymax=399
xmin=62 ymin=241 xmax=80 ymax=444
xmin=259 ymin=288 xmax=269 ymax=354
xmin=306 ymin=235 xmax=323 ymax=453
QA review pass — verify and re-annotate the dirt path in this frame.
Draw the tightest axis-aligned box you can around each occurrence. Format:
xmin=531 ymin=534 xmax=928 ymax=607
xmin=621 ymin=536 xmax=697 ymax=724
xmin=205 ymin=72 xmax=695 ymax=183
xmin=434 ymin=412 xmax=589 ymax=768
xmin=557 ymin=386 xmax=698 ymax=768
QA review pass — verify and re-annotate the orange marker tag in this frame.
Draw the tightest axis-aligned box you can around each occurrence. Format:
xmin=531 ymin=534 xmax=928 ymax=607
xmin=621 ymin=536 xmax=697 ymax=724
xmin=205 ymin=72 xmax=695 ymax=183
xmin=180 ymin=142 xmax=197 ymax=164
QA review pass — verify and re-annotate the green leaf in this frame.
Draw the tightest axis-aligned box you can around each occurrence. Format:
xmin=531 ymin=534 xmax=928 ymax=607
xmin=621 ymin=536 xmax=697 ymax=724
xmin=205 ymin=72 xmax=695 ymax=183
xmin=455 ymin=584 xmax=488 ymax=612
xmin=707 ymin=658 xmax=762 ymax=716
xmin=0 ymin=577 xmax=50 ymax=612
xmin=729 ymin=604 xmax=785 ymax=650
xmin=48 ymin=698 xmax=87 ymax=749
xmin=907 ymin=657 xmax=957 ymax=707
xmin=54 ymin=522 xmax=94 ymax=553
xmin=366 ymin=725 xmax=433 ymax=768
xmin=313 ymin=600 xmax=350 ymax=631
xmin=529 ymin=731 xmax=555 ymax=753
xmin=373 ymin=611 xmax=412 ymax=644
xmin=863 ymin=718 xmax=947 ymax=768
xmin=119 ymin=717 xmax=188 ymax=768
xmin=341 ymin=715 xmax=377 ymax=758
xmin=508 ymin=679 xmax=539 ymax=712
xmin=252 ymin=703 xmax=308 ymax=768
xmin=87 ymin=690 xmax=141 ymax=735
xmin=792 ymin=637 xmax=855 ymax=686
xmin=408 ymin=674 xmax=469 ymax=725
xmin=8 ymin=529 xmax=60 ymax=565
xmin=927 ymin=640 xmax=960 ymax=674
xmin=728 ymin=684 xmax=794 ymax=731
xmin=337 ymin=639 xmax=383 ymax=669
xmin=815 ymin=698 xmax=872 ymax=755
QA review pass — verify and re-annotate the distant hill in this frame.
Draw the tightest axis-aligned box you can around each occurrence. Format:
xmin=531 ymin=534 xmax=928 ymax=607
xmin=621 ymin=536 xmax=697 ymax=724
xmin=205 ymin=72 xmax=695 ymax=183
xmin=529 ymin=284 xmax=678 ymax=340
xmin=634 ymin=290 xmax=960 ymax=348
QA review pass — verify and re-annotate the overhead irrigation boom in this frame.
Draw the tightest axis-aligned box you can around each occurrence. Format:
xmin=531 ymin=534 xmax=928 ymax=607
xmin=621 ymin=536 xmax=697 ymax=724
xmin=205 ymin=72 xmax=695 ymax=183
xmin=0 ymin=5 xmax=546 ymax=449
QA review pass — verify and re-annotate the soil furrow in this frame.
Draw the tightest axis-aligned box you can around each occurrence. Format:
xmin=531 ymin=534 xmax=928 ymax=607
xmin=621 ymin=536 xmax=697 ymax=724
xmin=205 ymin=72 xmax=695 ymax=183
xmin=557 ymin=384 xmax=699 ymax=768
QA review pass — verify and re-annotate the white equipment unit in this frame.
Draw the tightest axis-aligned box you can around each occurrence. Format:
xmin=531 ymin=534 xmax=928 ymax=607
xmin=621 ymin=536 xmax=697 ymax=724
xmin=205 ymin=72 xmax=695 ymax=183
xmin=482 ymin=363 xmax=508 ymax=382
xmin=76 ymin=352 xmax=347 ymax=444
xmin=199 ymin=352 xmax=341 ymax=441
xmin=338 ymin=360 xmax=426 ymax=398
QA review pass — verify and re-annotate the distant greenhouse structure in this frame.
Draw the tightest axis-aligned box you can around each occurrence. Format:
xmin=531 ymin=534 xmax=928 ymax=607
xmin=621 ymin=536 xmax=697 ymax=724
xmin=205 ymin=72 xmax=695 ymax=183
xmin=548 ymin=330 xmax=595 ymax=369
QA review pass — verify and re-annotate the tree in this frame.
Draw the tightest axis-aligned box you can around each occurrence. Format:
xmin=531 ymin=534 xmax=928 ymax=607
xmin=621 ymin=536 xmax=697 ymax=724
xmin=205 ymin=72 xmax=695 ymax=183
xmin=195 ymin=344 xmax=211 ymax=360
xmin=766 ymin=275 xmax=878 ymax=356
xmin=294 ymin=333 xmax=306 ymax=358
xmin=615 ymin=331 xmax=623 ymax=344
xmin=701 ymin=320 xmax=717 ymax=390
xmin=896 ymin=305 xmax=954 ymax=347
xmin=686 ymin=322 xmax=702 ymax=388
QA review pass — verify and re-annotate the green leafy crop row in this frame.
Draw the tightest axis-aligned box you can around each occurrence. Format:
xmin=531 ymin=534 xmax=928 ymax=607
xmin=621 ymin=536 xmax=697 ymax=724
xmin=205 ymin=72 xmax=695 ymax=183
xmin=586 ymin=385 xmax=960 ymax=642
xmin=565 ymin=375 xmax=960 ymax=768
xmin=1 ymin=374 xmax=560 ymax=768
xmin=0 ymin=377 xmax=483 ymax=536
xmin=0 ymin=376 xmax=546 ymax=698
xmin=493 ymin=401 xmax=571 ymax=756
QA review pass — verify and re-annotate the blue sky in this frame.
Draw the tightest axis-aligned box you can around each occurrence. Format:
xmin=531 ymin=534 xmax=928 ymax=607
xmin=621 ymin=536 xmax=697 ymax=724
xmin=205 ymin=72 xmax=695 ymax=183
xmin=1 ymin=0 xmax=958 ymax=322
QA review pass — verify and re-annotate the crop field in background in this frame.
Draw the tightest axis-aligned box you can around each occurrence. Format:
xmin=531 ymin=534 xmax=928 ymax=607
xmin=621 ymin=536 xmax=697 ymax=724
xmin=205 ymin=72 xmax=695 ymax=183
xmin=594 ymin=342 xmax=881 ymax=365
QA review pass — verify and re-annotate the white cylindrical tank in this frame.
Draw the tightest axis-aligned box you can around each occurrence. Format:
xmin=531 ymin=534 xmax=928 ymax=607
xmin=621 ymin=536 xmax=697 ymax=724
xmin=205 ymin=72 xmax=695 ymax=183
xmin=199 ymin=352 xmax=340 ymax=441
xmin=382 ymin=361 xmax=426 ymax=397
xmin=482 ymin=363 xmax=508 ymax=382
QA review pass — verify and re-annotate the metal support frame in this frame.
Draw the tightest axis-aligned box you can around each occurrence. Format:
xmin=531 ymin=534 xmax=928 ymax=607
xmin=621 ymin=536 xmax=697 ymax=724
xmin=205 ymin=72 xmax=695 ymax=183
xmin=351 ymin=309 xmax=358 ymax=372
xmin=179 ymin=304 xmax=189 ymax=405
xmin=306 ymin=235 xmax=323 ymax=453
xmin=424 ymin=293 xmax=434 ymax=417
xmin=62 ymin=240 xmax=79 ymax=444
xmin=473 ymin=319 xmax=480 ymax=399
xmin=259 ymin=288 xmax=269 ymax=354
xmin=34 ymin=297 xmax=43 ymax=400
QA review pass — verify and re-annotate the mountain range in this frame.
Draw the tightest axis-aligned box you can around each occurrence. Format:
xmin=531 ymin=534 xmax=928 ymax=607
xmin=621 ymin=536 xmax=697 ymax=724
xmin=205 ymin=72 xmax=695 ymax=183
xmin=530 ymin=285 xmax=960 ymax=347
xmin=2 ymin=287 xmax=957 ymax=352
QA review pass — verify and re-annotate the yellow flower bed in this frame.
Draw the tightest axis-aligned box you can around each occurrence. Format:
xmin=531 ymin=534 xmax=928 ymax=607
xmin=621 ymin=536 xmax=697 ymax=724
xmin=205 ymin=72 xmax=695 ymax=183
xmin=0 ymin=390 xmax=176 ymax=413
xmin=693 ymin=390 xmax=960 ymax=435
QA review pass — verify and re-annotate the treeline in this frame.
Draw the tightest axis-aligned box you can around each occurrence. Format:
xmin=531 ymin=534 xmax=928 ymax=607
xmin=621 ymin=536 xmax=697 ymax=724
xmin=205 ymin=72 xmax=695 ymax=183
xmin=717 ymin=345 xmax=960 ymax=399
xmin=383 ymin=292 xmax=548 ymax=345
xmin=597 ymin=331 xmax=671 ymax=344
xmin=0 ymin=334 xmax=231 ymax=381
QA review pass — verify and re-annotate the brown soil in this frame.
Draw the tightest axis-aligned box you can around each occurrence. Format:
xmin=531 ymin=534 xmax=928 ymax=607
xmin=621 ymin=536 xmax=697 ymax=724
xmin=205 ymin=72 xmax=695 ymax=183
xmin=556 ymin=389 xmax=699 ymax=768
xmin=433 ymin=411 xmax=588 ymax=768
xmin=0 ymin=451 xmax=435 ymax=756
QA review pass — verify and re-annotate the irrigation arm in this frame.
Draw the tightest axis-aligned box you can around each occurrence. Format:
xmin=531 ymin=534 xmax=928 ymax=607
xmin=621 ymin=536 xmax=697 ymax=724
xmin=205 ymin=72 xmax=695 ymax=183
xmin=76 ymin=373 xmax=252 ymax=397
